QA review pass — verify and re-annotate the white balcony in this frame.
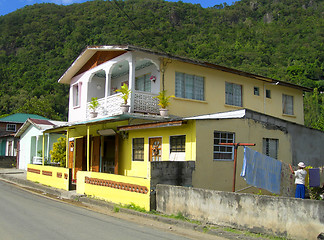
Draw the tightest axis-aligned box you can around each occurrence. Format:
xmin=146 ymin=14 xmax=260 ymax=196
xmin=86 ymin=92 xmax=159 ymax=119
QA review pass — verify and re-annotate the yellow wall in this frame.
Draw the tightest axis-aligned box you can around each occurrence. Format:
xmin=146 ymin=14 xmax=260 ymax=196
xmin=192 ymin=119 xmax=292 ymax=193
xmin=119 ymin=120 xmax=196 ymax=178
xmin=77 ymin=171 xmax=151 ymax=210
xmin=26 ymin=164 xmax=70 ymax=191
xmin=64 ymin=119 xmax=196 ymax=180
xmin=163 ymin=60 xmax=304 ymax=124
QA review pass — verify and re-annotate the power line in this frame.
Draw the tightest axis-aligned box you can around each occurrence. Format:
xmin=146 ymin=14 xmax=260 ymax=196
xmin=109 ymin=0 xmax=166 ymax=52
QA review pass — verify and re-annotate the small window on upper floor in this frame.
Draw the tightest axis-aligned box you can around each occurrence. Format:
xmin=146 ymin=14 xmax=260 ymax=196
xmin=6 ymin=124 xmax=16 ymax=132
xmin=254 ymin=87 xmax=260 ymax=96
xmin=73 ymin=83 xmax=81 ymax=107
xmin=175 ymin=72 xmax=204 ymax=101
xmin=225 ymin=82 xmax=242 ymax=107
xmin=282 ymin=94 xmax=294 ymax=115
xmin=266 ymin=89 xmax=271 ymax=98
xmin=135 ymin=73 xmax=151 ymax=92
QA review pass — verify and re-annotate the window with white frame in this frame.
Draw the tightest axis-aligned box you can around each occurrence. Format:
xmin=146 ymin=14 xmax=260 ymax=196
xmin=73 ymin=83 xmax=81 ymax=107
xmin=282 ymin=94 xmax=294 ymax=115
xmin=225 ymin=82 xmax=242 ymax=107
xmin=6 ymin=124 xmax=16 ymax=132
xmin=135 ymin=73 xmax=151 ymax=92
xmin=132 ymin=138 xmax=144 ymax=161
xmin=175 ymin=72 xmax=204 ymax=101
xmin=263 ymin=138 xmax=278 ymax=159
xmin=170 ymin=135 xmax=186 ymax=161
xmin=213 ymin=131 xmax=235 ymax=161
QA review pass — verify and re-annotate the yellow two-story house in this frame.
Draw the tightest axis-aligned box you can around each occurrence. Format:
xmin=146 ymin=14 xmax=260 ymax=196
xmin=27 ymin=45 xmax=323 ymax=210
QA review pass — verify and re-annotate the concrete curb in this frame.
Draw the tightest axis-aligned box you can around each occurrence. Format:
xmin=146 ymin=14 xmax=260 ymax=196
xmin=0 ymin=172 xmax=63 ymax=197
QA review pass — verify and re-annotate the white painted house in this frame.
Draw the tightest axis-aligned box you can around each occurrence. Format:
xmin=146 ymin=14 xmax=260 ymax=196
xmin=15 ymin=118 xmax=66 ymax=170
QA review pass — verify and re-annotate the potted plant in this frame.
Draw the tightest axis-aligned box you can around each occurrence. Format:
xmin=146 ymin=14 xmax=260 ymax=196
xmin=154 ymin=90 xmax=174 ymax=117
xmin=115 ymin=83 xmax=131 ymax=113
xmin=89 ymin=97 xmax=99 ymax=118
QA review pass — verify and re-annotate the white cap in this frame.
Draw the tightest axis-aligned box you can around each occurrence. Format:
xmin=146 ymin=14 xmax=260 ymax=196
xmin=298 ymin=162 xmax=306 ymax=168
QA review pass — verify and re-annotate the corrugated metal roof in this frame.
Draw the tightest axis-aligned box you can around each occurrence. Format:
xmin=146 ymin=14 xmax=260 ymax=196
xmin=0 ymin=113 xmax=48 ymax=123
xmin=15 ymin=118 xmax=67 ymax=137
xmin=185 ymin=109 xmax=246 ymax=120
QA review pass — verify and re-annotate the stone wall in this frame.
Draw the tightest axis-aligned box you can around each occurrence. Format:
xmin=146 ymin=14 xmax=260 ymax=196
xmin=0 ymin=156 xmax=16 ymax=168
xmin=157 ymin=184 xmax=324 ymax=240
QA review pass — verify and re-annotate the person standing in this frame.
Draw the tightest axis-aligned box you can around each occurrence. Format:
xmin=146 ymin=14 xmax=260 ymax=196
xmin=289 ymin=162 xmax=307 ymax=199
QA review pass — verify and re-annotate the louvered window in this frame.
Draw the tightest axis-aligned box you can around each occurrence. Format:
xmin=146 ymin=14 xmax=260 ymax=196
xmin=175 ymin=72 xmax=204 ymax=101
xmin=282 ymin=94 xmax=294 ymax=115
xmin=263 ymin=138 xmax=278 ymax=159
xmin=225 ymin=82 xmax=242 ymax=107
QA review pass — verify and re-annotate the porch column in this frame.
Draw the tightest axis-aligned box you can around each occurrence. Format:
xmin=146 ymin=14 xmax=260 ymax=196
xmin=66 ymin=129 xmax=69 ymax=168
xmin=114 ymin=133 xmax=119 ymax=175
xmin=46 ymin=133 xmax=50 ymax=163
xmin=87 ymin=126 xmax=90 ymax=171
xmin=128 ymin=54 xmax=136 ymax=113
xmin=35 ymin=135 xmax=39 ymax=164
xmin=42 ymin=133 xmax=45 ymax=166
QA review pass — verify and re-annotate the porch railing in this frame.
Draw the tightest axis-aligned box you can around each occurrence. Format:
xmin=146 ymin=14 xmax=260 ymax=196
xmin=86 ymin=92 xmax=159 ymax=119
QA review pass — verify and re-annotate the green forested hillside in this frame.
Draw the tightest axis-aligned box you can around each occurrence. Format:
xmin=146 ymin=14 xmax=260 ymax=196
xmin=0 ymin=0 xmax=323 ymax=129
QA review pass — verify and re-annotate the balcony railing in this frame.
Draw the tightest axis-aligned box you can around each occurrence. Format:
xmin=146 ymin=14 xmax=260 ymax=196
xmin=134 ymin=92 xmax=159 ymax=114
xmin=86 ymin=92 xmax=159 ymax=119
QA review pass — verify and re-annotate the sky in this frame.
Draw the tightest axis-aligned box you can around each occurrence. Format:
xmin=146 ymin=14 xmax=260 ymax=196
xmin=0 ymin=0 xmax=234 ymax=16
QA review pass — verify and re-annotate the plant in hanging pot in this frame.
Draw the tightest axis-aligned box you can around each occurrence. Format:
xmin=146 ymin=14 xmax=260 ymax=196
xmin=154 ymin=90 xmax=174 ymax=117
xmin=115 ymin=83 xmax=131 ymax=113
xmin=89 ymin=97 xmax=99 ymax=118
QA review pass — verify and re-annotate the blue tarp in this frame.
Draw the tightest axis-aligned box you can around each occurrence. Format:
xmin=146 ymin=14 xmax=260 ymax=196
xmin=241 ymin=147 xmax=282 ymax=194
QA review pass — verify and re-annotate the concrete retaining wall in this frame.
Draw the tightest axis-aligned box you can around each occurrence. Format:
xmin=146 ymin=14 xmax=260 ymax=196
xmin=150 ymin=161 xmax=195 ymax=188
xmin=0 ymin=156 xmax=16 ymax=168
xmin=156 ymin=184 xmax=324 ymax=240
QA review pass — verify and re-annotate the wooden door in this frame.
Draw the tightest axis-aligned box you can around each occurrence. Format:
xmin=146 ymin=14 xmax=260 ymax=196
xmin=68 ymin=141 xmax=74 ymax=169
xmin=74 ymin=137 xmax=85 ymax=180
xmin=91 ymin=136 xmax=100 ymax=172
xmin=149 ymin=137 xmax=162 ymax=162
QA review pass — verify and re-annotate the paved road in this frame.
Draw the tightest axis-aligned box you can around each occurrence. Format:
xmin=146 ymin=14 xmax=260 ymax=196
xmin=0 ymin=180 xmax=194 ymax=240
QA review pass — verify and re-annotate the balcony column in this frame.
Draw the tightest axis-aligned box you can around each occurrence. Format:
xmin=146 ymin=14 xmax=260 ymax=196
xmin=105 ymin=72 xmax=111 ymax=111
xmin=128 ymin=55 xmax=136 ymax=113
